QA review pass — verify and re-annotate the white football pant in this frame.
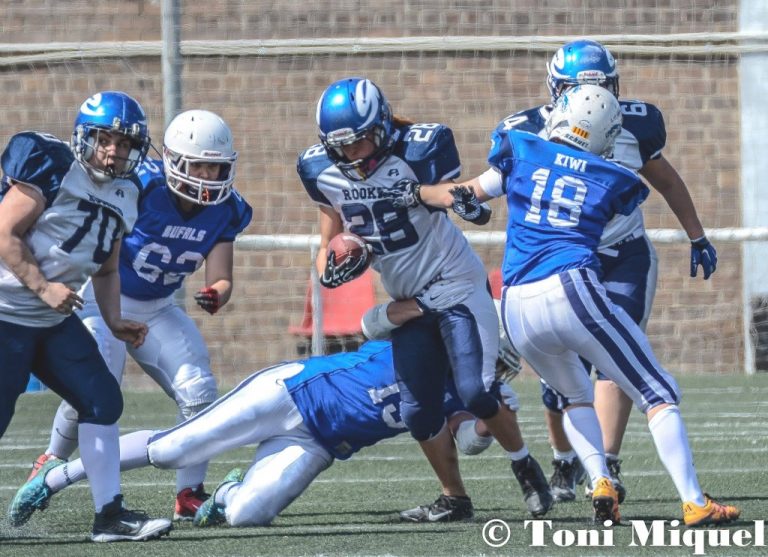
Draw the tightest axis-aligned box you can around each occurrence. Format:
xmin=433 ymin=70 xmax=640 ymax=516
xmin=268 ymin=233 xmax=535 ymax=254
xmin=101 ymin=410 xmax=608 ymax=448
xmin=147 ymin=362 xmax=334 ymax=526
xmin=501 ymin=268 xmax=680 ymax=412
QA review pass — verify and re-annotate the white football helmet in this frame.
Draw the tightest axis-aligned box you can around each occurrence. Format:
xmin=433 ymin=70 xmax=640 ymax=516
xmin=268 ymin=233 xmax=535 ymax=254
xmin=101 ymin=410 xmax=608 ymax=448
xmin=162 ymin=109 xmax=238 ymax=205
xmin=544 ymin=84 xmax=622 ymax=158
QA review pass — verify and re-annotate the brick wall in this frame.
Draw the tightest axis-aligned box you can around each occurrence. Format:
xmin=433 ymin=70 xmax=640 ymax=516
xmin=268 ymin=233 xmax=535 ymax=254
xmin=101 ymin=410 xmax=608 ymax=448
xmin=0 ymin=1 xmax=743 ymax=386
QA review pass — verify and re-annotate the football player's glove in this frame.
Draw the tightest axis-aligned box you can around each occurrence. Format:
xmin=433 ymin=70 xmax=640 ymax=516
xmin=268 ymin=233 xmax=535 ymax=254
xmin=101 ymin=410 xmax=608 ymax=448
xmin=194 ymin=287 xmax=221 ymax=314
xmin=450 ymin=185 xmax=491 ymax=225
xmin=690 ymin=236 xmax=717 ymax=280
xmin=319 ymin=250 xmax=369 ymax=289
xmin=380 ymin=179 xmax=422 ymax=209
xmin=415 ymin=278 xmax=474 ymax=313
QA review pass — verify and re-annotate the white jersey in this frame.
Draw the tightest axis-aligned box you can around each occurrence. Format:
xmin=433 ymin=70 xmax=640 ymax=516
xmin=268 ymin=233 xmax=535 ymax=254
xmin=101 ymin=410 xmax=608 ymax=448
xmin=0 ymin=132 xmax=139 ymax=326
xmin=298 ymin=124 xmax=484 ymax=299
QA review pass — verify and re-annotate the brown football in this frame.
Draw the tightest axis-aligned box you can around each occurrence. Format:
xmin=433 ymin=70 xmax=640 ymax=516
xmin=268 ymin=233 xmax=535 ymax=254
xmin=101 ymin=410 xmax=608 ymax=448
xmin=328 ymin=232 xmax=370 ymax=270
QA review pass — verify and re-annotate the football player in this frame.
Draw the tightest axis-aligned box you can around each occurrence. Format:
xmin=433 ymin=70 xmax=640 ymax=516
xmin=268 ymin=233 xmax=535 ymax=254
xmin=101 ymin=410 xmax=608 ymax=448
xmin=398 ymin=84 xmax=739 ymax=527
xmin=8 ymin=331 xmax=515 ymax=528
xmin=498 ymin=39 xmax=717 ymax=502
xmin=26 ymin=109 xmax=252 ymax=521
xmin=0 ymin=91 xmax=171 ymax=541
xmin=297 ymin=77 xmax=552 ymax=520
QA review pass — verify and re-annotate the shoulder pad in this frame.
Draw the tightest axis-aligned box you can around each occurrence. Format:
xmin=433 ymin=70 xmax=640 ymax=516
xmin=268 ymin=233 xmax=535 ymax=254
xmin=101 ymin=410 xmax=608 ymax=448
xmin=1 ymin=131 xmax=74 ymax=205
xmin=495 ymin=105 xmax=550 ymax=135
xmin=297 ymin=144 xmax=334 ymax=206
xmin=618 ymin=100 xmax=666 ymax=161
xmin=395 ymin=124 xmax=461 ymax=183
xmin=219 ymin=188 xmax=253 ymax=241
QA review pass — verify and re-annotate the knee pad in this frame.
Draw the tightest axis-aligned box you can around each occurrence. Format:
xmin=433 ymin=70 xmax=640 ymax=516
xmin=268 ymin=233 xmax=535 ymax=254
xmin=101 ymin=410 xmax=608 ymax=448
xmin=401 ymin=402 xmax=445 ymax=442
xmin=173 ymin=364 xmax=217 ymax=419
xmin=463 ymin=389 xmax=500 ymax=421
xmin=80 ymin=388 xmax=123 ymax=425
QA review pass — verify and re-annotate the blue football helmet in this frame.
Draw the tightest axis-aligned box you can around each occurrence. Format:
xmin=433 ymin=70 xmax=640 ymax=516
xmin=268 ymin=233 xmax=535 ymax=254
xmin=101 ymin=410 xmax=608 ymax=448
xmin=71 ymin=91 xmax=151 ymax=181
xmin=316 ymin=77 xmax=395 ymax=181
xmin=546 ymin=40 xmax=619 ymax=103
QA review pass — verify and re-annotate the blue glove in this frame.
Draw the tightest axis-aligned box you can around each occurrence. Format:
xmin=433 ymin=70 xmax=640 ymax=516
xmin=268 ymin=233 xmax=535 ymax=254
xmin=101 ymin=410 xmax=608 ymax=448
xmin=381 ymin=179 xmax=422 ymax=209
xmin=690 ymin=236 xmax=717 ymax=279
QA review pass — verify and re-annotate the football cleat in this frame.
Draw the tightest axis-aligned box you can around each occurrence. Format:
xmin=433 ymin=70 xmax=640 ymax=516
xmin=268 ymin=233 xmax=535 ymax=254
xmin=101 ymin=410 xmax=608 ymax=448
xmin=27 ymin=453 xmax=64 ymax=482
xmin=8 ymin=457 xmax=61 ymax=526
xmin=683 ymin=494 xmax=741 ymax=527
xmin=584 ymin=456 xmax=626 ymax=503
xmin=92 ymin=494 xmax=172 ymax=542
xmin=174 ymin=483 xmax=210 ymax=521
xmin=511 ymin=455 xmax=554 ymax=517
xmin=591 ymin=477 xmax=621 ymax=525
xmin=399 ymin=494 xmax=474 ymax=523
xmin=193 ymin=468 xmax=244 ymax=528
xmin=548 ymin=458 xmax=586 ymax=502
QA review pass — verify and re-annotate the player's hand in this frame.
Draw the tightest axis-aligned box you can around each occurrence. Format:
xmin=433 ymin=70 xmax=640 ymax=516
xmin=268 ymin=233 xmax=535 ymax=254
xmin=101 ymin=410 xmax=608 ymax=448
xmin=450 ymin=185 xmax=482 ymax=221
xmin=380 ymin=179 xmax=422 ymax=209
xmin=319 ymin=250 xmax=369 ymax=289
xmin=194 ymin=287 xmax=221 ymax=315
xmin=690 ymin=236 xmax=717 ymax=279
xmin=109 ymin=319 xmax=148 ymax=349
xmin=38 ymin=282 xmax=84 ymax=315
xmin=415 ymin=278 xmax=474 ymax=313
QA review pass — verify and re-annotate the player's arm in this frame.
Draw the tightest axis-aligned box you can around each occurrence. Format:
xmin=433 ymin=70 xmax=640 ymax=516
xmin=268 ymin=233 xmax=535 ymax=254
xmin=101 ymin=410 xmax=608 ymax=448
xmin=92 ymin=240 xmax=147 ymax=347
xmin=194 ymin=241 xmax=234 ymax=315
xmin=640 ymin=156 xmax=705 ymax=239
xmin=0 ymin=180 xmax=83 ymax=313
xmin=640 ymin=155 xmax=716 ymax=279
xmin=315 ymin=205 xmax=366 ymax=289
xmin=361 ymin=279 xmax=475 ymax=339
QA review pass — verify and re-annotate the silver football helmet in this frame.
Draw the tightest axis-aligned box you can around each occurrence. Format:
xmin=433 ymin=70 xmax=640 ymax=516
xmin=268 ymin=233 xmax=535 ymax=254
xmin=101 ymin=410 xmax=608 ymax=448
xmin=545 ymin=84 xmax=623 ymax=158
xmin=162 ymin=109 xmax=238 ymax=205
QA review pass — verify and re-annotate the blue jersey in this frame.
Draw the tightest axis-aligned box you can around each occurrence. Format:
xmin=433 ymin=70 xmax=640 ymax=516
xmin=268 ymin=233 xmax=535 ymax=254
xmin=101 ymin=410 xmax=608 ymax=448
xmin=285 ymin=341 xmax=464 ymax=460
xmin=487 ymin=130 xmax=649 ymax=286
xmin=298 ymin=124 xmax=485 ymax=299
xmin=496 ymin=101 xmax=666 ymax=249
xmin=121 ymin=158 xmax=252 ymax=300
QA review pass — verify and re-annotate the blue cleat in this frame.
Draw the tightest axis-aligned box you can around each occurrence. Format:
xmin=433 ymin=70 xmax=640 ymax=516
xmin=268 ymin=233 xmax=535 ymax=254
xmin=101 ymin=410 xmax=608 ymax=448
xmin=193 ymin=468 xmax=244 ymax=527
xmin=8 ymin=457 xmax=63 ymax=526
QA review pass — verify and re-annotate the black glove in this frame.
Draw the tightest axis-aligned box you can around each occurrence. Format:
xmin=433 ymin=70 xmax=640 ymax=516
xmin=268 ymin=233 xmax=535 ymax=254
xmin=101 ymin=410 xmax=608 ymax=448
xmin=450 ymin=185 xmax=491 ymax=224
xmin=380 ymin=179 xmax=422 ymax=209
xmin=319 ymin=249 xmax=370 ymax=289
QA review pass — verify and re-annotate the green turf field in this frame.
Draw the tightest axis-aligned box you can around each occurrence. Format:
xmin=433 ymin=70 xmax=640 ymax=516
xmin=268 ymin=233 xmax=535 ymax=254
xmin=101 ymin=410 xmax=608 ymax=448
xmin=1 ymin=374 xmax=766 ymax=557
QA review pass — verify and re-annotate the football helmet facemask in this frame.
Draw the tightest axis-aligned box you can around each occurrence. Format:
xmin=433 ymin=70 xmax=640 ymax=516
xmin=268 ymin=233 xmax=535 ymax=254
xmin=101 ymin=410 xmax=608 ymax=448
xmin=316 ymin=77 xmax=395 ymax=181
xmin=545 ymin=84 xmax=623 ymax=158
xmin=71 ymin=91 xmax=151 ymax=182
xmin=162 ymin=109 xmax=238 ymax=206
xmin=546 ymin=39 xmax=620 ymax=103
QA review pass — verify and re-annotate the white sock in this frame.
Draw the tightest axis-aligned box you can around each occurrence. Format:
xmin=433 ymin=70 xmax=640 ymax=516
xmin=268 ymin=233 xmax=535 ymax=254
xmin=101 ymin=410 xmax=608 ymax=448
xmin=562 ymin=406 xmax=609 ymax=486
xmin=507 ymin=444 xmax=529 ymax=462
xmin=215 ymin=482 xmax=240 ymax=506
xmin=176 ymin=461 xmax=209 ymax=493
xmin=46 ymin=430 xmax=153 ymax=493
xmin=46 ymin=404 xmax=79 ymax=459
xmin=553 ymin=449 xmax=577 ymax=463
xmin=78 ymin=422 xmax=121 ymax=512
xmin=647 ymin=405 xmax=705 ymax=505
